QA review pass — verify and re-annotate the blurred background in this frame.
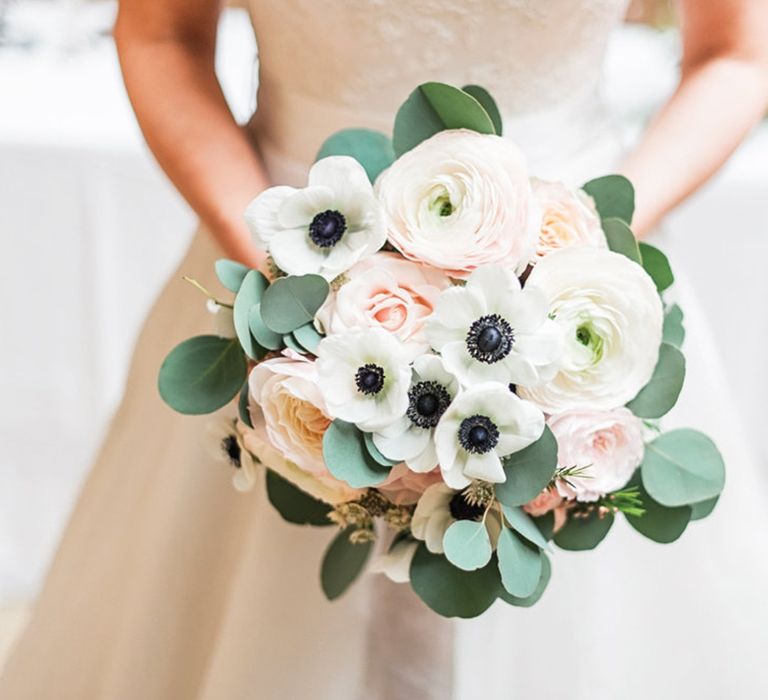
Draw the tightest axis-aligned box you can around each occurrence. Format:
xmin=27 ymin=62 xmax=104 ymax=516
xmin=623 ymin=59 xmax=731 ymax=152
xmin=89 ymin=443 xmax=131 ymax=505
xmin=0 ymin=0 xmax=766 ymax=661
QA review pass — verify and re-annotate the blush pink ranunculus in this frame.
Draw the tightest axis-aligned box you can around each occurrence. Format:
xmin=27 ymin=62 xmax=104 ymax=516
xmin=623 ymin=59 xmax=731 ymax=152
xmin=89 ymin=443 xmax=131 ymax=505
xmin=378 ymin=463 xmax=445 ymax=506
xmin=548 ymin=407 xmax=645 ymax=502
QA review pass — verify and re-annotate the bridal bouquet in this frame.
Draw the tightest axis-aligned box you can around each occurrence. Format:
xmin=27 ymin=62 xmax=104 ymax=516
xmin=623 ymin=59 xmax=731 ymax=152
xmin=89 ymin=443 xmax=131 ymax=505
xmin=158 ymin=83 xmax=725 ymax=618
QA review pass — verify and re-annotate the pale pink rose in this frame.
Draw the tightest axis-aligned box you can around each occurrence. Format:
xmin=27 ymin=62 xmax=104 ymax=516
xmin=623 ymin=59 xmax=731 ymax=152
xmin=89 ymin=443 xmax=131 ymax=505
xmin=246 ymin=350 xmax=361 ymax=504
xmin=530 ymin=178 xmax=607 ymax=262
xmin=316 ymin=252 xmax=449 ymax=354
xmin=378 ymin=463 xmax=444 ymax=506
xmin=548 ymin=407 xmax=645 ymax=502
xmin=376 ymin=129 xmax=537 ymax=278
xmin=523 ymin=487 xmax=564 ymax=517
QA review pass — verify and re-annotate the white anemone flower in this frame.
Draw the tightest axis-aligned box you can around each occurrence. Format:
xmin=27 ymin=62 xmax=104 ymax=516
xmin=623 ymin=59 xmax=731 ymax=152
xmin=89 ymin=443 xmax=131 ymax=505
xmin=411 ymin=483 xmax=502 ymax=554
xmin=425 ymin=265 xmax=562 ymax=388
xmin=315 ymin=328 xmax=412 ymax=432
xmin=244 ymin=156 xmax=386 ymax=280
xmin=372 ymin=355 xmax=459 ymax=473
xmin=434 ymin=383 xmax=545 ymax=489
xmin=205 ymin=415 xmax=258 ymax=492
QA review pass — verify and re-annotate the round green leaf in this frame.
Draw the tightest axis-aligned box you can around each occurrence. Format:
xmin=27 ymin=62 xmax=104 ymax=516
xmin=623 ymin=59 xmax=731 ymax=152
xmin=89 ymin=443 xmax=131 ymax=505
xmin=214 ymin=258 xmax=250 ymax=293
xmin=639 ymin=242 xmax=674 ymax=292
xmin=315 ymin=128 xmax=395 ymax=183
xmin=282 ymin=332 xmax=306 ymax=354
xmin=532 ymin=512 xmax=555 ymax=542
xmin=293 ymin=322 xmax=324 ymax=354
xmin=496 ymin=528 xmax=542 ymax=598
xmin=410 ymin=544 xmax=499 ymax=618
xmin=501 ymin=504 xmax=551 ymax=550
xmin=248 ymin=303 xmax=283 ymax=351
xmin=461 ymin=84 xmax=503 ymax=135
xmin=158 ymin=335 xmax=247 ymax=415
xmin=663 ymin=303 xmax=686 ymax=349
xmin=626 ymin=343 xmax=685 ymax=419
xmin=602 ymin=217 xmax=641 ymax=263
xmin=641 ymin=429 xmax=725 ymax=507
xmin=233 ymin=270 xmax=269 ymax=360
xmin=443 ymin=520 xmax=493 ymax=571
xmin=266 ymin=470 xmax=332 ymax=526
xmin=582 ymin=174 xmax=635 ymax=224
xmin=238 ymin=381 xmax=253 ymax=428
xmin=626 ymin=480 xmax=692 ymax=543
xmin=495 ymin=427 xmax=558 ymax=507
xmin=322 ymin=419 xmax=390 ymax=488
xmin=690 ymin=495 xmax=719 ymax=520
xmin=320 ymin=528 xmax=372 ymax=600
xmin=554 ymin=511 xmax=614 ymax=551
xmin=363 ymin=432 xmax=400 ymax=467
xmin=260 ymin=274 xmax=329 ymax=334
xmin=393 ymin=82 xmax=496 ymax=156
xmin=498 ymin=552 xmax=551 ymax=608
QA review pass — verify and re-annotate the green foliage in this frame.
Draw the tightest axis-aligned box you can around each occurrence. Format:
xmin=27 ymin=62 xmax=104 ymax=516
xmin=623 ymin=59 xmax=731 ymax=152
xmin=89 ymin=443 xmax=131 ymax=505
xmin=662 ymin=303 xmax=686 ymax=349
xmin=461 ymin=84 xmax=503 ymax=135
xmin=443 ymin=520 xmax=493 ymax=571
xmin=602 ymin=217 xmax=642 ymax=263
xmin=292 ymin=322 xmax=324 ymax=354
xmin=248 ymin=303 xmax=283 ymax=351
xmin=363 ymin=432 xmax=399 ymax=467
xmin=690 ymin=496 xmax=719 ymax=521
xmin=214 ymin=259 xmax=251 ymax=293
xmin=497 ymin=552 xmax=551 ymax=607
xmin=495 ymin=427 xmax=559 ymax=507
xmin=233 ymin=270 xmax=270 ymax=360
xmin=322 ymin=420 xmax=391 ymax=488
xmin=554 ymin=510 xmax=614 ymax=551
xmin=626 ymin=343 xmax=686 ymax=419
xmin=238 ymin=381 xmax=253 ymax=428
xmin=501 ymin=504 xmax=551 ymax=550
xmin=639 ymin=242 xmax=674 ymax=292
xmin=320 ymin=528 xmax=372 ymax=600
xmin=260 ymin=274 xmax=329 ymax=334
xmin=158 ymin=335 xmax=247 ymax=415
xmin=496 ymin=527 xmax=542 ymax=598
xmin=266 ymin=470 xmax=332 ymax=526
xmin=600 ymin=487 xmax=645 ymax=517
xmin=582 ymin=174 xmax=635 ymax=224
xmin=315 ymin=128 xmax=395 ymax=183
xmin=625 ymin=475 xmax=691 ymax=543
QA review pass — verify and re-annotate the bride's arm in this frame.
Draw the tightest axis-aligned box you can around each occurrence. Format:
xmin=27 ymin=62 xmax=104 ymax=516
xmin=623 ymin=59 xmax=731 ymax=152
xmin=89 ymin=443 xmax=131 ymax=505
xmin=114 ymin=0 xmax=269 ymax=266
xmin=621 ymin=0 xmax=768 ymax=236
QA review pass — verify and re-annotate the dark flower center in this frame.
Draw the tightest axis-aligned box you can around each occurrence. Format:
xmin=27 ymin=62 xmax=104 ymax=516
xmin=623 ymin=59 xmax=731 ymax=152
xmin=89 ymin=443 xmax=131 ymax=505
xmin=466 ymin=314 xmax=514 ymax=364
xmin=458 ymin=414 xmax=500 ymax=455
xmin=309 ymin=209 xmax=347 ymax=248
xmin=449 ymin=492 xmax=486 ymax=521
xmin=221 ymin=434 xmax=242 ymax=468
xmin=355 ymin=363 xmax=385 ymax=395
xmin=406 ymin=380 xmax=451 ymax=429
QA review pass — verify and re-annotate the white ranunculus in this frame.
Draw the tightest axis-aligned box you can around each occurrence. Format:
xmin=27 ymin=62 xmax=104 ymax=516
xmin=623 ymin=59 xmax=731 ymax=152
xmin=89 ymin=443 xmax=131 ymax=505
xmin=376 ymin=130 xmax=537 ymax=278
xmin=373 ymin=354 xmax=460 ymax=473
xmin=244 ymin=156 xmax=386 ymax=280
xmin=434 ymin=383 xmax=545 ymax=489
xmin=518 ymin=247 xmax=663 ymax=413
xmin=315 ymin=328 xmax=412 ymax=432
xmin=205 ymin=414 xmax=258 ymax=492
xmin=425 ymin=265 xmax=563 ymax=388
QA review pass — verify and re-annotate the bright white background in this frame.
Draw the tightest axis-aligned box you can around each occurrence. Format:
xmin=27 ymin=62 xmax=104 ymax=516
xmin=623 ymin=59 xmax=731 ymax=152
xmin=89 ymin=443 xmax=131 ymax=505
xmin=0 ymin=1 xmax=766 ymax=622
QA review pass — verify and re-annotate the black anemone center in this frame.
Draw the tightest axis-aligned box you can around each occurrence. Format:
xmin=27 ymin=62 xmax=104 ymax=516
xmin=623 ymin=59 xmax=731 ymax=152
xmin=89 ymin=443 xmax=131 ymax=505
xmin=309 ymin=209 xmax=347 ymax=248
xmin=406 ymin=381 xmax=451 ymax=429
xmin=449 ymin=492 xmax=485 ymax=521
xmin=221 ymin=435 xmax=242 ymax=468
xmin=355 ymin=364 xmax=385 ymax=395
xmin=458 ymin=415 xmax=500 ymax=455
xmin=466 ymin=314 xmax=514 ymax=364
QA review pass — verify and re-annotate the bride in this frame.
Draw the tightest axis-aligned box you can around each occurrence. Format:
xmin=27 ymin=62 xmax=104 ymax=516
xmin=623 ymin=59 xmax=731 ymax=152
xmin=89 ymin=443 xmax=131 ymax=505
xmin=3 ymin=1 xmax=768 ymax=698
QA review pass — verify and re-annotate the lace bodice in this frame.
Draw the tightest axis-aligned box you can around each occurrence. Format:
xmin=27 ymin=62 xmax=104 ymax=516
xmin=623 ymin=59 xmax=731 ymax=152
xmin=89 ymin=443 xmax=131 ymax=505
xmin=246 ymin=0 xmax=629 ymax=184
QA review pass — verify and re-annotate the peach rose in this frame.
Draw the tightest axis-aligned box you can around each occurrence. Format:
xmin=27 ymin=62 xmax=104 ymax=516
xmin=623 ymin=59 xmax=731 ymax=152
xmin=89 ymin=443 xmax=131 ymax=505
xmin=315 ymin=252 xmax=449 ymax=354
xmin=548 ymin=407 xmax=645 ymax=502
xmin=530 ymin=178 xmax=607 ymax=262
xmin=376 ymin=129 xmax=537 ymax=278
xmin=523 ymin=487 xmax=564 ymax=517
xmin=378 ymin=463 xmax=445 ymax=506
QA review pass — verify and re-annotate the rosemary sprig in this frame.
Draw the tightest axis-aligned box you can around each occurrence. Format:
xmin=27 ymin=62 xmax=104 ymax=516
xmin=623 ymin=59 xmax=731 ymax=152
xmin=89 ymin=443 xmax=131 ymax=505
xmin=550 ymin=464 xmax=592 ymax=490
xmin=600 ymin=487 xmax=645 ymax=517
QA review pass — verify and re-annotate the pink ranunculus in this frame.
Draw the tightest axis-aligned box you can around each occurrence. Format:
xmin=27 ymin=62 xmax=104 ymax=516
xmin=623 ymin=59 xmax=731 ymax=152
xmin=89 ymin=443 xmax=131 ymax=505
xmin=548 ymin=407 xmax=645 ymax=502
xmin=530 ymin=178 xmax=607 ymax=262
xmin=523 ymin=487 xmax=564 ymax=517
xmin=378 ymin=463 xmax=444 ymax=506
xmin=375 ymin=129 xmax=537 ymax=278
xmin=315 ymin=252 xmax=450 ymax=354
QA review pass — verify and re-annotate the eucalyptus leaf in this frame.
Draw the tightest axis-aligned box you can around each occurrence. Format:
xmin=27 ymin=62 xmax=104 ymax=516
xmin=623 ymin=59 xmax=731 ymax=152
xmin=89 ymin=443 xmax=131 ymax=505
xmin=690 ymin=496 xmax=719 ymax=521
xmin=501 ymin=504 xmax=551 ymax=550
xmin=266 ymin=470 xmax=332 ymax=526
xmin=238 ymin=381 xmax=253 ymax=428
xmin=261 ymin=274 xmax=329 ymax=334
xmin=293 ymin=322 xmax=324 ymax=354
xmin=639 ymin=242 xmax=674 ymax=292
xmin=410 ymin=544 xmax=499 ymax=618
xmin=663 ymin=303 xmax=686 ymax=349
xmin=282 ymin=333 xmax=306 ymax=354
xmin=363 ymin=432 xmax=400 ymax=467
xmin=496 ymin=427 xmax=558 ymax=507
xmin=215 ymin=259 xmax=251 ymax=293
xmin=582 ymin=174 xmax=635 ymax=224
xmin=554 ymin=511 xmax=614 ymax=551
xmin=641 ymin=429 xmax=725 ymax=507
xmin=602 ymin=217 xmax=641 ymax=263
xmin=496 ymin=527 xmax=542 ymax=598
xmin=393 ymin=82 xmax=496 ymax=156
xmin=233 ymin=270 xmax=269 ymax=360
xmin=625 ymin=475 xmax=691 ymax=543
xmin=315 ymin=128 xmax=395 ymax=183
xmin=498 ymin=552 xmax=551 ymax=608
xmin=320 ymin=527 xmax=372 ymax=600
xmin=322 ymin=419 xmax=391 ymax=488
xmin=461 ymin=84 xmax=503 ymax=135
xmin=158 ymin=335 xmax=247 ymax=415
xmin=626 ymin=343 xmax=685 ymax=419
xmin=443 ymin=520 xmax=493 ymax=571
xmin=248 ymin=303 xmax=283 ymax=351
xmin=532 ymin=511 xmax=555 ymax=541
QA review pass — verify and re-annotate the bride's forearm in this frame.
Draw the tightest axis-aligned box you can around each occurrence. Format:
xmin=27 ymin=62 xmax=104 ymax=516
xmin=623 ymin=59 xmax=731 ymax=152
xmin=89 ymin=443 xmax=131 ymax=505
xmin=115 ymin=2 xmax=269 ymax=267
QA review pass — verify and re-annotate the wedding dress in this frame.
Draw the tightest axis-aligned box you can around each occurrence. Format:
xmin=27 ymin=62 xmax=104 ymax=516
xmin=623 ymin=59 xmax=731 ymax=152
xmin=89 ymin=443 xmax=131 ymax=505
xmin=3 ymin=1 xmax=767 ymax=698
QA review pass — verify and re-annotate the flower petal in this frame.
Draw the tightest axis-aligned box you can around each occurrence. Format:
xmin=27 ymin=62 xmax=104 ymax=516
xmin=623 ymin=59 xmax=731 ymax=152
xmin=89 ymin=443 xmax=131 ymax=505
xmin=463 ymin=451 xmax=506 ymax=483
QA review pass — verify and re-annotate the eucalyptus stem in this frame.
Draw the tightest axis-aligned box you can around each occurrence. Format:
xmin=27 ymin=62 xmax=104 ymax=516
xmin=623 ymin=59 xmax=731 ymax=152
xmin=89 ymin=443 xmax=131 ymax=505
xmin=183 ymin=276 xmax=234 ymax=309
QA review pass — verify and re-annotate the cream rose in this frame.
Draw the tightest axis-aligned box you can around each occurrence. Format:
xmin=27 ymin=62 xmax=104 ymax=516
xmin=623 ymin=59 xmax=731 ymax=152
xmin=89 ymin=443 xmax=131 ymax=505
xmin=246 ymin=350 xmax=360 ymax=504
xmin=518 ymin=247 xmax=663 ymax=413
xmin=549 ymin=407 xmax=645 ymax=501
xmin=530 ymin=178 xmax=607 ymax=261
xmin=315 ymin=252 xmax=449 ymax=354
xmin=376 ymin=129 xmax=537 ymax=278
